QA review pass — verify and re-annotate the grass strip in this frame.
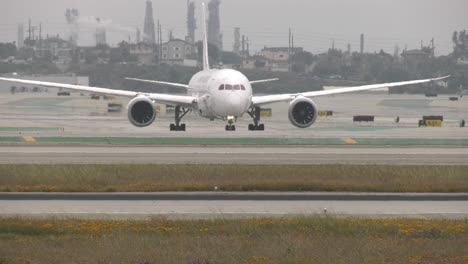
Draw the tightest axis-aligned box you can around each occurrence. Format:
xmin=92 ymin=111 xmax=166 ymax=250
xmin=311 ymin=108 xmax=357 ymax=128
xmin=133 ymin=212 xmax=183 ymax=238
xmin=0 ymin=216 xmax=466 ymax=263
xmin=0 ymin=164 xmax=467 ymax=192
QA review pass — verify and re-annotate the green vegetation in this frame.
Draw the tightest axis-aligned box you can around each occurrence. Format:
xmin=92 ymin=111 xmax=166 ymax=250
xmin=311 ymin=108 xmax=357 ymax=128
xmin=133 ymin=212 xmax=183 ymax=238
xmin=0 ymin=164 xmax=466 ymax=192
xmin=0 ymin=43 xmax=17 ymax=60
xmin=0 ymin=217 xmax=466 ymax=263
xmin=0 ymin=61 xmax=60 ymax=75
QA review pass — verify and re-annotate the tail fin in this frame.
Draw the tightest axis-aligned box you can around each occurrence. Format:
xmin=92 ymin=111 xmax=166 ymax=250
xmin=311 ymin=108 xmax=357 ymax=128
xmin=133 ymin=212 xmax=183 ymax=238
xmin=201 ymin=2 xmax=210 ymax=71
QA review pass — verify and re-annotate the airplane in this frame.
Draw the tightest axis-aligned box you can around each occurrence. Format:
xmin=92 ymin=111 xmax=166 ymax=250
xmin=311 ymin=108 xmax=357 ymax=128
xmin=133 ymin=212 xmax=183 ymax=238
xmin=0 ymin=3 xmax=449 ymax=132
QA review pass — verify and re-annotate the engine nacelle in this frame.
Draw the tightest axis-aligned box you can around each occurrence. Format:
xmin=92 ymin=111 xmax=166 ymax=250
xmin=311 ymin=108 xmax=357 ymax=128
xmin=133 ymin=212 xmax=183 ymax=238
xmin=127 ymin=97 xmax=157 ymax=127
xmin=288 ymin=97 xmax=318 ymax=128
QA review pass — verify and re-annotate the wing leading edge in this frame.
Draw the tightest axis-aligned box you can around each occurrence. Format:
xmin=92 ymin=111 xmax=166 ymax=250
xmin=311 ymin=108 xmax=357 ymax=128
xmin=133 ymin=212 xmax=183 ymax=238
xmin=0 ymin=77 xmax=196 ymax=106
xmin=125 ymin=77 xmax=190 ymax=89
xmin=251 ymin=76 xmax=450 ymax=106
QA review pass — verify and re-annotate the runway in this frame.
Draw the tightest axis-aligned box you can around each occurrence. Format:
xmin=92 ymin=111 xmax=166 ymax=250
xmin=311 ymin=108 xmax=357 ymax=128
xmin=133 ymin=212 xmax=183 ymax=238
xmin=1 ymin=192 xmax=467 ymax=219
xmin=0 ymin=145 xmax=467 ymax=164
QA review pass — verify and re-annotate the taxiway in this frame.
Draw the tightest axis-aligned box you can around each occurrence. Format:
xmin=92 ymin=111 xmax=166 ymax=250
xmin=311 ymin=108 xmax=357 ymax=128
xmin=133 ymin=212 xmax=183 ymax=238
xmin=1 ymin=192 xmax=467 ymax=219
xmin=0 ymin=145 xmax=467 ymax=164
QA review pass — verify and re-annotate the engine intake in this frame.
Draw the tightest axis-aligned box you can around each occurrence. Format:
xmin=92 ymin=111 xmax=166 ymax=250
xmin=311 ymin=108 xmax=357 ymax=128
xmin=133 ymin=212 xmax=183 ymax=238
xmin=127 ymin=97 xmax=157 ymax=127
xmin=288 ymin=97 xmax=318 ymax=128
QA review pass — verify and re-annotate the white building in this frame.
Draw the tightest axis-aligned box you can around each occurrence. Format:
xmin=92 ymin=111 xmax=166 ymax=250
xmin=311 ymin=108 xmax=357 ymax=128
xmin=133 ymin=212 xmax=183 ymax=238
xmin=161 ymin=39 xmax=198 ymax=67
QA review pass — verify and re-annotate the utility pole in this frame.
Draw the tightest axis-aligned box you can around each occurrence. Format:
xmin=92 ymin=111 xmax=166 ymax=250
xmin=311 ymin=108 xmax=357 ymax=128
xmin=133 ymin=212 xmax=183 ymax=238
xmin=292 ymin=33 xmax=295 ymax=51
xmin=431 ymin=38 xmax=435 ymax=56
xmin=159 ymin=23 xmax=163 ymax=63
xmin=156 ymin=20 xmax=160 ymax=64
xmin=38 ymin=23 xmax=43 ymax=57
xmin=246 ymin=37 xmax=250 ymax=57
xmin=28 ymin=19 xmax=31 ymax=41
xmin=360 ymin=33 xmax=364 ymax=54
xmin=288 ymin=28 xmax=292 ymax=72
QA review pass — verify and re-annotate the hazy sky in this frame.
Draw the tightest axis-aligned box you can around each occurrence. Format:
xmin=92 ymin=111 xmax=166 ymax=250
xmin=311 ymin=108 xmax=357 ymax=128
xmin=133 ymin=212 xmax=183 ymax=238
xmin=1 ymin=0 xmax=467 ymax=55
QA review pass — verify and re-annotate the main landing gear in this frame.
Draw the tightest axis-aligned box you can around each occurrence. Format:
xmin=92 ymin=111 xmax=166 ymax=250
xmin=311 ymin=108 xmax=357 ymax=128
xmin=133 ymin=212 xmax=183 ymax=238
xmin=225 ymin=116 xmax=236 ymax=131
xmin=170 ymin=106 xmax=191 ymax=131
xmin=247 ymin=107 xmax=265 ymax=131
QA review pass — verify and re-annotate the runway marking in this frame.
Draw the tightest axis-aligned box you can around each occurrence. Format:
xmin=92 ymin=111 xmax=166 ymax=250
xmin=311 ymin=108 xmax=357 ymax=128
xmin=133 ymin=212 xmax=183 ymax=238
xmin=343 ymin=138 xmax=357 ymax=144
xmin=22 ymin=136 xmax=36 ymax=143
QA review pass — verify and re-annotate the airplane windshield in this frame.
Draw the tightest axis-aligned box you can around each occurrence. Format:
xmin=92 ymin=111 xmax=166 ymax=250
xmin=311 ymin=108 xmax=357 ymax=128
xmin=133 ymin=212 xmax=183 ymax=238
xmin=221 ymin=84 xmax=245 ymax=91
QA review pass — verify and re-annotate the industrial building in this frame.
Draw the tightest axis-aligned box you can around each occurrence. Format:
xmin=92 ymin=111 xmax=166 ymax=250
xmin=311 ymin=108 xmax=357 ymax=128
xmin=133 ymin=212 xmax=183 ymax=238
xmin=160 ymin=38 xmax=198 ymax=67
xmin=129 ymin=42 xmax=155 ymax=65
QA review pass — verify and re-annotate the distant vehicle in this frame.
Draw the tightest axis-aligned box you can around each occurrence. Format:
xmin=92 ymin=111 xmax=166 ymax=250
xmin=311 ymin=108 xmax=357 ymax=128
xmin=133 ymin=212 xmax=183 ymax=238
xmin=0 ymin=3 xmax=449 ymax=132
xmin=57 ymin=91 xmax=71 ymax=96
xmin=2 ymin=56 xmax=14 ymax=63
xmin=328 ymin=75 xmax=343 ymax=80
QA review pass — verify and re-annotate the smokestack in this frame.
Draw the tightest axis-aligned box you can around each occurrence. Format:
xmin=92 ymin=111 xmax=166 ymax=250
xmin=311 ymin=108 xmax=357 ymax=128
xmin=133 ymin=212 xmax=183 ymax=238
xmin=65 ymin=8 xmax=80 ymax=47
xmin=95 ymin=18 xmax=107 ymax=46
xmin=143 ymin=0 xmax=156 ymax=44
xmin=186 ymin=0 xmax=196 ymax=43
xmin=233 ymin=27 xmax=240 ymax=54
xmin=208 ymin=0 xmax=222 ymax=50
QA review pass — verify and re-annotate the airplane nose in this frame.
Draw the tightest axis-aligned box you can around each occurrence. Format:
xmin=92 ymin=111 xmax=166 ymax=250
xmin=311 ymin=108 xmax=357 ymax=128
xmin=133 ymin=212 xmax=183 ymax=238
xmin=226 ymin=93 xmax=241 ymax=114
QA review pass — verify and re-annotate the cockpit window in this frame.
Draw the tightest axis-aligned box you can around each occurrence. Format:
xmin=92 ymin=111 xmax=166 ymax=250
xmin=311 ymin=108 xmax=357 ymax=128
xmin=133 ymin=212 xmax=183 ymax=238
xmin=221 ymin=84 xmax=246 ymax=91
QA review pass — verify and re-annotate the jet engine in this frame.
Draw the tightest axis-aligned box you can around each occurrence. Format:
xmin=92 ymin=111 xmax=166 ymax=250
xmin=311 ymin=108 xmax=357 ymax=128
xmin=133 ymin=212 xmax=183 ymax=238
xmin=288 ymin=97 xmax=318 ymax=128
xmin=127 ymin=97 xmax=157 ymax=127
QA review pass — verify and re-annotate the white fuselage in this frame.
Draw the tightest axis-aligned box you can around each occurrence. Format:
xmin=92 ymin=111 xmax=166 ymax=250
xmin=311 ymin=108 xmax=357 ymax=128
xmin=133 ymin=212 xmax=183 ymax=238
xmin=187 ymin=68 xmax=253 ymax=119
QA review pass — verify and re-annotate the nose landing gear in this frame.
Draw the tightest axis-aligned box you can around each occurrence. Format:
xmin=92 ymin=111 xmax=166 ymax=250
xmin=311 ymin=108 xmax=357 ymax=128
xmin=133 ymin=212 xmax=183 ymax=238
xmin=225 ymin=116 xmax=236 ymax=131
xmin=247 ymin=107 xmax=265 ymax=131
xmin=170 ymin=105 xmax=191 ymax=131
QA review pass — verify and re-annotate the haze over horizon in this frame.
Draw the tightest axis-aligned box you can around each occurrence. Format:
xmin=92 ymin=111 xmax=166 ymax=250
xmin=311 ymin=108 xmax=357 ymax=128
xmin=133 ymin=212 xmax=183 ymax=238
xmin=1 ymin=0 xmax=467 ymax=55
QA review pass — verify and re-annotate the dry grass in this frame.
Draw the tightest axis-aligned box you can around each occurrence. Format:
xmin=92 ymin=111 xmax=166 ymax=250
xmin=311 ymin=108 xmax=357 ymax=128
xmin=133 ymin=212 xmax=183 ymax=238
xmin=0 ymin=164 xmax=467 ymax=192
xmin=0 ymin=217 xmax=466 ymax=263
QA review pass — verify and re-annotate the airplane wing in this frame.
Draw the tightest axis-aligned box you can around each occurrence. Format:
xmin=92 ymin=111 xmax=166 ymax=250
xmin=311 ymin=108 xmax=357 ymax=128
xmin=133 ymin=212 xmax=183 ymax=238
xmin=125 ymin=77 xmax=190 ymax=89
xmin=0 ymin=77 xmax=196 ymax=106
xmin=250 ymin=78 xmax=279 ymax=85
xmin=251 ymin=76 xmax=450 ymax=106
